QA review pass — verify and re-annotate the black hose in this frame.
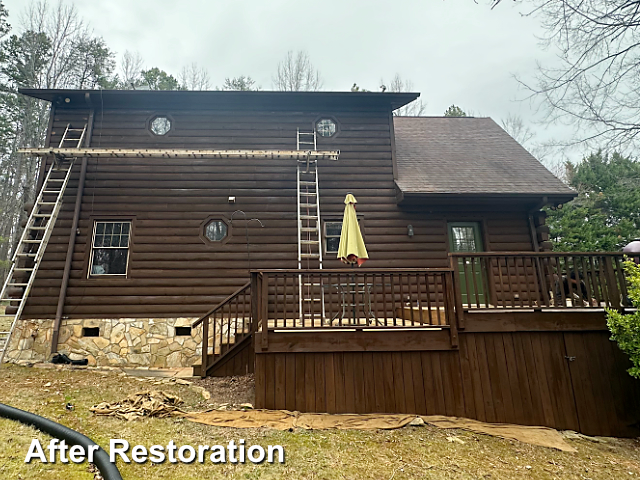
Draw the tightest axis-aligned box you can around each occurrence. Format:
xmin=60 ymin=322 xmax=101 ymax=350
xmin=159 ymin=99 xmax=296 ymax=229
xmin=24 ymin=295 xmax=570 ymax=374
xmin=0 ymin=402 xmax=123 ymax=480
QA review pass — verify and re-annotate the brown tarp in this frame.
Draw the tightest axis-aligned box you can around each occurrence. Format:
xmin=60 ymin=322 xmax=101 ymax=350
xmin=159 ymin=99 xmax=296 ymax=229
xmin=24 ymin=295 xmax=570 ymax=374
xmin=183 ymin=410 xmax=416 ymax=431
xmin=421 ymin=415 xmax=577 ymax=453
xmin=90 ymin=391 xmax=184 ymax=421
xmin=90 ymin=391 xmax=575 ymax=452
xmin=184 ymin=410 xmax=576 ymax=452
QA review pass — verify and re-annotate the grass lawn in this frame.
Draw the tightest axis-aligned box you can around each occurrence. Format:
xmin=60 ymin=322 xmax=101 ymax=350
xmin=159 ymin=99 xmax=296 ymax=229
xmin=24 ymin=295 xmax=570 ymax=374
xmin=0 ymin=364 xmax=638 ymax=479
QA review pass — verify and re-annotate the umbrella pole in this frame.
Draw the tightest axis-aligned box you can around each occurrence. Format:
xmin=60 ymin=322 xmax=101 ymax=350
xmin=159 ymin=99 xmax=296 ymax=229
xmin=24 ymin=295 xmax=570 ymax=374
xmin=351 ymin=263 xmax=356 ymax=325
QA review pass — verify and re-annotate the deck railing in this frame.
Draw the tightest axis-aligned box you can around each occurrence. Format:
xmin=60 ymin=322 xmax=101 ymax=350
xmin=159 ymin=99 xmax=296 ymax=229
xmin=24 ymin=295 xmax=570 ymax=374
xmin=192 ymin=281 xmax=251 ymax=377
xmin=251 ymin=268 xmax=458 ymax=345
xmin=448 ymin=252 xmax=631 ymax=313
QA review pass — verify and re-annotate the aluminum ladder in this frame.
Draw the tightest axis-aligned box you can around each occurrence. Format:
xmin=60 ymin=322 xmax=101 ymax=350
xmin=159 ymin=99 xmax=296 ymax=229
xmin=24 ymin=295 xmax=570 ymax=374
xmin=296 ymin=129 xmax=325 ymax=325
xmin=0 ymin=124 xmax=86 ymax=363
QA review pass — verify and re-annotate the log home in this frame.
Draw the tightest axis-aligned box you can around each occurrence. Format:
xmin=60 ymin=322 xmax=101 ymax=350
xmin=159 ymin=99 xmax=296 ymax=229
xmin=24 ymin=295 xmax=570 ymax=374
xmin=3 ymin=88 xmax=640 ymax=436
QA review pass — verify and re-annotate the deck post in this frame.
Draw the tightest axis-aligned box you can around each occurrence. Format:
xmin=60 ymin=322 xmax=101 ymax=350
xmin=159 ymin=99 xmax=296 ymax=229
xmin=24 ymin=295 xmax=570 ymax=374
xmin=201 ymin=315 xmax=209 ymax=378
xmin=603 ymin=256 xmax=622 ymax=309
xmin=444 ymin=271 xmax=459 ymax=347
xmin=250 ymin=272 xmax=259 ymax=332
xmin=449 ymin=256 xmax=465 ymax=329
xmin=261 ymin=272 xmax=269 ymax=349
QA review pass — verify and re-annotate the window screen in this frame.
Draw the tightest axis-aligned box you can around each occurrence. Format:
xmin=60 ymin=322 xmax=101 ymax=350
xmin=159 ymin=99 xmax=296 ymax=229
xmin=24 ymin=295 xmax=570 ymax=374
xmin=89 ymin=221 xmax=131 ymax=276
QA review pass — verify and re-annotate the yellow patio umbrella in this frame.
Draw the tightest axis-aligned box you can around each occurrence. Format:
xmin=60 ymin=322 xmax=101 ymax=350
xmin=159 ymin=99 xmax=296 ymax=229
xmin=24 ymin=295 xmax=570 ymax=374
xmin=337 ymin=193 xmax=369 ymax=266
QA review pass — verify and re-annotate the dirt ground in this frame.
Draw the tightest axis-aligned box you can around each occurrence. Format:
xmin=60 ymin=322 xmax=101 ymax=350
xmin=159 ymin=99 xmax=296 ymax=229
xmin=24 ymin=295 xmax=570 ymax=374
xmin=191 ymin=374 xmax=255 ymax=406
xmin=0 ymin=363 xmax=638 ymax=480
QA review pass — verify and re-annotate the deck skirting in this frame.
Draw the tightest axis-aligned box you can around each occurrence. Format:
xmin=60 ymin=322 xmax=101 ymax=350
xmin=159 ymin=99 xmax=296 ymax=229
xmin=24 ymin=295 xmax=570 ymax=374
xmin=254 ymin=328 xmax=640 ymax=437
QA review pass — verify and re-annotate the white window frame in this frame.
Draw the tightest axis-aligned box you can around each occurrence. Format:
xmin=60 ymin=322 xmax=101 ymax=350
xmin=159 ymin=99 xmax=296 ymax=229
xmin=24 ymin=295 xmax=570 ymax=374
xmin=88 ymin=220 xmax=132 ymax=277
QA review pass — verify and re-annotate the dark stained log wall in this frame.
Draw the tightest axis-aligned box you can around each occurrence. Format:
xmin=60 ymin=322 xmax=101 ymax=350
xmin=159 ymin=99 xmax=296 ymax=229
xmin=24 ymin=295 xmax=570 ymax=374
xmin=255 ymin=331 xmax=640 ymax=437
xmin=24 ymin=105 xmax=536 ymax=319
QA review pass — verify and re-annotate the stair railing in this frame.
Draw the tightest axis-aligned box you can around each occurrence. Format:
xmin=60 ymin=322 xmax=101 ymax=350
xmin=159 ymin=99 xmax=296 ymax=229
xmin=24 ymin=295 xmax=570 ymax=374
xmin=192 ymin=280 xmax=251 ymax=377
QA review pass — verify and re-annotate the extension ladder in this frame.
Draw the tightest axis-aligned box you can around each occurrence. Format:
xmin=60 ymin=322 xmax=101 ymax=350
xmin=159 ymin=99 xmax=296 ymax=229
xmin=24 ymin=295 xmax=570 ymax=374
xmin=0 ymin=124 xmax=86 ymax=363
xmin=296 ymin=129 xmax=325 ymax=325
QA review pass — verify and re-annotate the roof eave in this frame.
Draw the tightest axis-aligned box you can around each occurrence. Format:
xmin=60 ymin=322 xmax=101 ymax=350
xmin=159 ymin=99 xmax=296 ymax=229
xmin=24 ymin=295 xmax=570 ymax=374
xmin=17 ymin=88 xmax=420 ymax=111
xmin=397 ymin=190 xmax=577 ymax=206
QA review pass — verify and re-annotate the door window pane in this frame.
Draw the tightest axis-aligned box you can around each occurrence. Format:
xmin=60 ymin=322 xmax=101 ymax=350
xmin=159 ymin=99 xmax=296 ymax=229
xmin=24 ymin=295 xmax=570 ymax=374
xmin=451 ymin=226 xmax=477 ymax=252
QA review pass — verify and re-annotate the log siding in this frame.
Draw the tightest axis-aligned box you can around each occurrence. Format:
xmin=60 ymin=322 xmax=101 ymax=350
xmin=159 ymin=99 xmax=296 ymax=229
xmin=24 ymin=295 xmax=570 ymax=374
xmin=24 ymin=104 xmax=539 ymax=319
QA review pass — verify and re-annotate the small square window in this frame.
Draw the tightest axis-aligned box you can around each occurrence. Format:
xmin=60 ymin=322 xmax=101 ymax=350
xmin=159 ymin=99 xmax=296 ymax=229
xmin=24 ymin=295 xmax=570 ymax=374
xmin=82 ymin=327 xmax=100 ymax=337
xmin=175 ymin=326 xmax=192 ymax=336
xmin=89 ymin=221 xmax=131 ymax=276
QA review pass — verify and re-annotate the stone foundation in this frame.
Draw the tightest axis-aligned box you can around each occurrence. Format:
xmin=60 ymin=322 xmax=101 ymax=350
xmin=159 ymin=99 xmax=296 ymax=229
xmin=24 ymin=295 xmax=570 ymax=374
xmin=5 ymin=317 xmax=205 ymax=368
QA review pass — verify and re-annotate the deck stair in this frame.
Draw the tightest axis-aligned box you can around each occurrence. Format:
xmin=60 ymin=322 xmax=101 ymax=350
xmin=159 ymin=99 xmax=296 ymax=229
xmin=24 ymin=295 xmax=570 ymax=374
xmin=192 ymin=281 xmax=253 ymax=377
xmin=192 ymin=328 xmax=252 ymax=377
xmin=0 ymin=124 xmax=86 ymax=363
xmin=296 ymin=129 xmax=325 ymax=324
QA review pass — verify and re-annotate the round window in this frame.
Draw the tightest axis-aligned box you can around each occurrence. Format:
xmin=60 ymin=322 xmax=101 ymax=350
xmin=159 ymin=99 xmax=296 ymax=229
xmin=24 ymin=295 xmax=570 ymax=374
xmin=204 ymin=220 xmax=228 ymax=242
xmin=316 ymin=118 xmax=337 ymax=137
xmin=150 ymin=116 xmax=171 ymax=135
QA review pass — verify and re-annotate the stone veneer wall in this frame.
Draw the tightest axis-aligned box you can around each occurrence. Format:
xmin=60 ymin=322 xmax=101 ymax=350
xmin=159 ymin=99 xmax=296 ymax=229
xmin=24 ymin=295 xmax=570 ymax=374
xmin=5 ymin=318 xmax=205 ymax=368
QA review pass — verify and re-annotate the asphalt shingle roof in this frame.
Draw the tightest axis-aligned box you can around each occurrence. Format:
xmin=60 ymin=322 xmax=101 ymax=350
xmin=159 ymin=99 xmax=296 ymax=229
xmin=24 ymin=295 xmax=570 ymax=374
xmin=393 ymin=117 xmax=575 ymax=197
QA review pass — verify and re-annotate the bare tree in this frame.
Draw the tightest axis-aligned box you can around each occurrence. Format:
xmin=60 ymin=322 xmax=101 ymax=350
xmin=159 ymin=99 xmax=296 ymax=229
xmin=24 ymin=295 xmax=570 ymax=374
xmin=273 ymin=50 xmax=322 ymax=91
xmin=179 ymin=62 xmax=211 ymax=91
xmin=500 ymin=113 xmax=569 ymax=180
xmin=221 ymin=76 xmax=259 ymax=91
xmin=382 ymin=74 xmax=426 ymax=116
xmin=118 ymin=50 xmax=143 ymax=89
xmin=0 ymin=0 xmax=114 ymax=279
xmin=20 ymin=0 xmax=87 ymax=88
xmin=509 ymin=0 xmax=640 ymax=150
xmin=501 ymin=114 xmax=535 ymax=146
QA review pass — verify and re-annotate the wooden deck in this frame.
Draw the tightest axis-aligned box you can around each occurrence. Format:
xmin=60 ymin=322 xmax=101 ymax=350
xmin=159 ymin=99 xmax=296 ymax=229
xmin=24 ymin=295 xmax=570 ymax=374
xmin=193 ymin=253 xmax=640 ymax=436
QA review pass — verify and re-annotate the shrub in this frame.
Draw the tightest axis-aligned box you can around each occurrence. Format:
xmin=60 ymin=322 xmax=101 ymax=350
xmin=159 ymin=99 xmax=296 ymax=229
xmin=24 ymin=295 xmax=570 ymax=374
xmin=606 ymin=260 xmax=640 ymax=379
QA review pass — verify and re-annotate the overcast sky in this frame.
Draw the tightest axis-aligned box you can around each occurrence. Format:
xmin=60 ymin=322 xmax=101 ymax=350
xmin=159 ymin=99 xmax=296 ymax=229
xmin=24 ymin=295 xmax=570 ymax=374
xmin=5 ymin=0 xmax=585 ymax=165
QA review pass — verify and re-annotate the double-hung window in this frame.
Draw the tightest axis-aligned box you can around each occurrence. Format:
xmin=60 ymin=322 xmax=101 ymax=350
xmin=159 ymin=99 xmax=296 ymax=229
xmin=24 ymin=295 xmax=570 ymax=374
xmin=324 ymin=221 xmax=343 ymax=254
xmin=89 ymin=221 xmax=131 ymax=276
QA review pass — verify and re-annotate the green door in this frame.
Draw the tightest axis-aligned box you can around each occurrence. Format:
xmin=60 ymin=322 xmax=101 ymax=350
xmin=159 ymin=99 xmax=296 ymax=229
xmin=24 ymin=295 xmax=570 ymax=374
xmin=448 ymin=222 xmax=485 ymax=306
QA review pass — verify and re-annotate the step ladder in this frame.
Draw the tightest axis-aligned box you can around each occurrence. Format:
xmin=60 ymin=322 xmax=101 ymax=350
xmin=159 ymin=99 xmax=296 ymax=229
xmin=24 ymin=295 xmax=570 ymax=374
xmin=0 ymin=124 xmax=86 ymax=363
xmin=296 ymin=129 xmax=325 ymax=325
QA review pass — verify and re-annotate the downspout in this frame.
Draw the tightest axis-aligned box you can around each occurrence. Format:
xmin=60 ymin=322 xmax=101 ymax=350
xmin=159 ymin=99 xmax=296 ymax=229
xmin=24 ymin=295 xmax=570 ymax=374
xmin=50 ymin=93 xmax=94 ymax=355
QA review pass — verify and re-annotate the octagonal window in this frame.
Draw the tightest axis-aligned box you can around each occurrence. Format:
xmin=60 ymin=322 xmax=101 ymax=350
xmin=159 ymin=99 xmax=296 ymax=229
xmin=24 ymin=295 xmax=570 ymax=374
xmin=204 ymin=220 xmax=228 ymax=242
xmin=150 ymin=116 xmax=171 ymax=135
xmin=316 ymin=118 xmax=336 ymax=137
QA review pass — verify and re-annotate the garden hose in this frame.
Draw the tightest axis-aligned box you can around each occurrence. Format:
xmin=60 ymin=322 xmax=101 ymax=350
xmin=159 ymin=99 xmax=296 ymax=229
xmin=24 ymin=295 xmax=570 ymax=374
xmin=0 ymin=402 xmax=123 ymax=480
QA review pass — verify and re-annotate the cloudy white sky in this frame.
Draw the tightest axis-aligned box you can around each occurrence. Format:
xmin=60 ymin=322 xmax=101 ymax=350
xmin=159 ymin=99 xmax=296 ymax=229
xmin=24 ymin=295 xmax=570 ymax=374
xmin=5 ymin=0 xmax=586 ymax=165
